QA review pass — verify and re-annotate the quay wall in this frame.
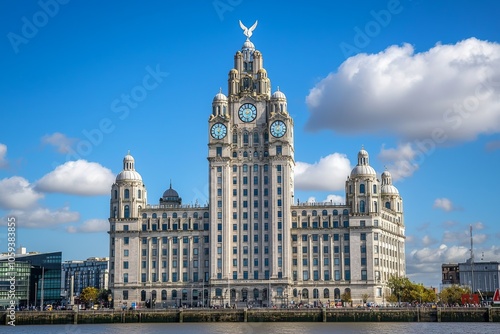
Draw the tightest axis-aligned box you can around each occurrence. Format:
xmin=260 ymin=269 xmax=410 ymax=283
xmin=3 ymin=307 xmax=500 ymax=326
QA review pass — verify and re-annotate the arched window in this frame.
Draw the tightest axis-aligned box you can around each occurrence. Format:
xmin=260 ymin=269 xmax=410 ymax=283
xmin=142 ymin=213 xmax=147 ymax=218
xmin=343 ymin=209 xmax=349 ymax=215
xmin=360 ymin=200 xmax=365 ymax=213
xmin=333 ymin=209 xmax=338 ymax=216
xmin=243 ymin=132 xmax=249 ymax=144
xmin=173 ymin=213 xmax=178 ymax=218
xmin=182 ymin=289 xmax=188 ymax=300
xmin=292 ymin=211 xmax=297 ymax=217
xmin=313 ymin=288 xmax=319 ymax=299
xmin=322 ymin=210 xmax=328 ymax=216
xmin=232 ymin=151 xmax=237 ymax=158
xmin=373 ymin=185 xmax=377 ymax=194
xmin=360 ymin=184 xmax=365 ymax=194
xmin=152 ymin=213 xmax=157 ymax=218
xmin=277 ymin=287 xmax=283 ymax=296
xmin=138 ymin=189 xmax=142 ymax=199
xmin=114 ymin=189 xmax=117 ymax=199
xmin=141 ymin=290 xmax=146 ymax=301
xmin=302 ymin=288 xmax=309 ymax=299
xmin=204 ymin=212 xmax=209 ymax=218
xmin=253 ymin=164 xmax=258 ymax=172
xmin=242 ymin=288 xmax=248 ymax=301
xmin=193 ymin=212 xmax=198 ymax=218
xmin=253 ymin=288 xmax=259 ymax=300
xmin=374 ymin=201 xmax=378 ymax=213
xmin=312 ymin=210 xmax=317 ymax=216
xmin=151 ymin=290 xmax=157 ymax=302
xmin=324 ymin=288 xmax=330 ymax=299
xmin=301 ymin=210 xmax=307 ymax=217
xmin=124 ymin=205 xmax=130 ymax=218
xmin=124 ymin=189 xmax=130 ymax=199
xmin=253 ymin=151 xmax=258 ymax=157
xmin=172 ymin=290 xmax=177 ymax=299
xmin=243 ymin=164 xmax=248 ymax=172
xmin=253 ymin=132 xmax=259 ymax=144
xmin=161 ymin=290 xmax=167 ymax=301
xmin=162 ymin=212 xmax=167 ymax=218
xmin=334 ymin=288 xmax=341 ymax=300
xmin=182 ymin=212 xmax=188 ymax=218
xmin=293 ymin=288 xmax=298 ymax=298
xmin=385 ymin=201 xmax=391 ymax=209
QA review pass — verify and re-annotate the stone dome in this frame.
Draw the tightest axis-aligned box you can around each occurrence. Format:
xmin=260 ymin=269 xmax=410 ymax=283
xmin=350 ymin=148 xmax=376 ymax=177
xmin=116 ymin=153 xmax=142 ymax=181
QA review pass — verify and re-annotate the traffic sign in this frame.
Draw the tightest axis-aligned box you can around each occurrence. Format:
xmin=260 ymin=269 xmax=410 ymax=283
xmin=493 ymin=289 xmax=500 ymax=304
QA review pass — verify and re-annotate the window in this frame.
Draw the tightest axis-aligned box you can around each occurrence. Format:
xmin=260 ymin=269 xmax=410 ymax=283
xmin=303 ymin=270 xmax=309 ymax=280
xmin=360 ymin=200 xmax=365 ymax=213
xmin=360 ymin=184 xmax=365 ymax=193
xmin=124 ymin=189 xmax=130 ymax=198
xmin=124 ymin=237 xmax=129 ymax=245
xmin=216 ymin=147 xmax=222 ymax=156
xmin=124 ymin=205 xmax=130 ymax=218
xmin=123 ymin=273 xmax=128 ymax=283
xmin=360 ymin=233 xmax=366 ymax=241
xmin=123 ymin=261 xmax=129 ymax=269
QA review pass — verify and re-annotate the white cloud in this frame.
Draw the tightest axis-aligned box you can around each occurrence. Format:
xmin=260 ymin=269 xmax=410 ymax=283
xmin=295 ymin=153 xmax=351 ymax=191
xmin=0 ymin=143 xmax=7 ymax=168
xmin=0 ymin=176 xmax=44 ymax=209
xmin=8 ymin=206 xmax=80 ymax=228
xmin=378 ymin=143 xmax=419 ymax=180
xmin=67 ymin=218 xmax=109 ymax=233
xmin=35 ymin=160 xmax=115 ymax=196
xmin=422 ymin=235 xmax=437 ymax=247
xmin=42 ymin=132 xmax=76 ymax=154
xmin=306 ymin=38 xmax=500 ymax=143
xmin=433 ymin=198 xmax=455 ymax=212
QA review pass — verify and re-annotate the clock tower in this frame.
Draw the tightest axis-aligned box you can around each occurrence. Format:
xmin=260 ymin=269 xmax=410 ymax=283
xmin=208 ymin=22 xmax=294 ymax=302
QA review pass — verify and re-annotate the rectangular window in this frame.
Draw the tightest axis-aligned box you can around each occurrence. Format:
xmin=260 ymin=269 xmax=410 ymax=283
xmin=334 ymin=258 xmax=340 ymax=266
xmin=123 ymin=261 xmax=129 ymax=269
xmin=335 ymin=270 xmax=340 ymax=281
xmin=303 ymin=270 xmax=309 ymax=280
xmin=216 ymin=147 xmax=222 ymax=156
xmin=360 ymin=233 xmax=366 ymax=241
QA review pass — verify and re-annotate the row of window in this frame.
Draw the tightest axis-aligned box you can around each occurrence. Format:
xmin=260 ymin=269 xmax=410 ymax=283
xmin=142 ymin=212 xmax=210 ymax=219
xmin=292 ymin=209 xmax=349 ymax=217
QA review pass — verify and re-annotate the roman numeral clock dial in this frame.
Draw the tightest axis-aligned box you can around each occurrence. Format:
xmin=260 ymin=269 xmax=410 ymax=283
xmin=270 ymin=120 xmax=287 ymax=138
xmin=238 ymin=103 xmax=257 ymax=122
xmin=211 ymin=123 xmax=227 ymax=139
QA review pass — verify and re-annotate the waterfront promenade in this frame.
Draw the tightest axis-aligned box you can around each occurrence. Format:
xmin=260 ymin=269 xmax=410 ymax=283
xmin=3 ymin=307 xmax=500 ymax=325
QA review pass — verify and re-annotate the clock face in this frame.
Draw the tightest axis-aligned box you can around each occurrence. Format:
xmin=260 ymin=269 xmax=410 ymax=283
xmin=238 ymin=103 xmax=257 ymax=122
xmin=270 ymin=120 xmax=287 ymax=138
xmin=211 ymin=123 xmax=227 ymax=139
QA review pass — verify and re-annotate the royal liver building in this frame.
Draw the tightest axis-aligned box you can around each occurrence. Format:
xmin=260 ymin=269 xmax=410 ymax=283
xmin=108 ymin=22 xmax=405 ymax=309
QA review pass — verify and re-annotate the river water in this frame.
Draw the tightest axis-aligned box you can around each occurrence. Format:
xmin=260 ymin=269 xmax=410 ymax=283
xmin=6 ymin=322 xmax=500 ymax=334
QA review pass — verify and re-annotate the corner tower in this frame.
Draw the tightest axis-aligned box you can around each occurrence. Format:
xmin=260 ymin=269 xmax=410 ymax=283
xmin=208 ymin=21 xmax=294 ymax=301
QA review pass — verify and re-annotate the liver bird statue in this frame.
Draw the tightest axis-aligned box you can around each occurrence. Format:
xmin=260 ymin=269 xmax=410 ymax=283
xmin=239 ymin=20 xmax=258 ymax=39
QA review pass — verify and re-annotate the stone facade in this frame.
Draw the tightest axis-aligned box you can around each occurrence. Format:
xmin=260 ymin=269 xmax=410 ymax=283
xmin=108 ymin=28 xmax=405 ymax=309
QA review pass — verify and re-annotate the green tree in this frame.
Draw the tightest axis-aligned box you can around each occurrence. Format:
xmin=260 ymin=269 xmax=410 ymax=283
xmin=439 ymin=285 xmax=470 ymax=306
xmin=361 ymin=293 xmax=370 ymax=305
xmin=340 ymin=290 xmax=352 ymax=306
xmin=79 ymin=287 xmax=99 ymax=308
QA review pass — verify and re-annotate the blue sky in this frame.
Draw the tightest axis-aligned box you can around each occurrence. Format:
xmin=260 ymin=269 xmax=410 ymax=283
xmin=1 ymin=0 xmax=499 ymax=288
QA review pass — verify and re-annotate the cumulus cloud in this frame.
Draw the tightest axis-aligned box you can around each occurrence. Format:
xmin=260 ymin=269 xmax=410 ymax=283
xmin=35 ymin=160 xmax=115 ymax=196
xmin=0 ymin=176 xmax=44 ymax=209
xmin=306 ymin=38 xmax=500 ymax=143
xmin=0 ymin=143 xmax=7 ymax=168
xmin=378 ymin=143 xmax=419 ymax=180
xmin=8 ymin=206 xmax=80 ymax=228
xmin=42 ymin=132 xmax=76 ymax=154
xmin=433 ymin=198 xmax=455 ymax=212
xmin=67 ymin=219 xmax=109 ymax=233
xmin=422 ymin=235 xmax=437 ymax=247
xmin=295 ymin=153 xmax=351 ymax=191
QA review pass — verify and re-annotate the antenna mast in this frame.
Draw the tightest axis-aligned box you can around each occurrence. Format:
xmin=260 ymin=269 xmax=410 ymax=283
xmin=470 ymin=225 xmax=474 ymax=294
